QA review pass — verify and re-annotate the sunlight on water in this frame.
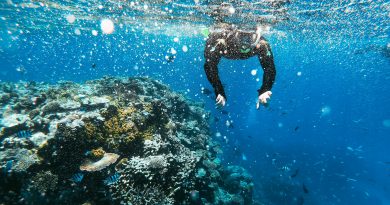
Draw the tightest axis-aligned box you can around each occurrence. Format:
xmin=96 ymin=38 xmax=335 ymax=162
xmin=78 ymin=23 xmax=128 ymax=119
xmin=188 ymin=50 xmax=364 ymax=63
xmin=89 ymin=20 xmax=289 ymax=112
xmin=0 ymin=0 xmax=387 ymax=41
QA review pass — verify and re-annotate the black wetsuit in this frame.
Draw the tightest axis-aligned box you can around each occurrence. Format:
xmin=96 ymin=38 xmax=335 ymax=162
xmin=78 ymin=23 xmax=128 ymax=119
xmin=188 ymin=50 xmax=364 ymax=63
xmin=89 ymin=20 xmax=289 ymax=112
xmin=204 ymin=28 xmax=276 ymax=100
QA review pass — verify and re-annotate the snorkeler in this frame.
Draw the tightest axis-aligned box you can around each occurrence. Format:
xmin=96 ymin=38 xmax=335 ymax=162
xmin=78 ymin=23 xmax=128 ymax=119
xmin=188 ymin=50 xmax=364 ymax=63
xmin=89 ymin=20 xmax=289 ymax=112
xmin=203 ymin=23 xmax=276 ymax=109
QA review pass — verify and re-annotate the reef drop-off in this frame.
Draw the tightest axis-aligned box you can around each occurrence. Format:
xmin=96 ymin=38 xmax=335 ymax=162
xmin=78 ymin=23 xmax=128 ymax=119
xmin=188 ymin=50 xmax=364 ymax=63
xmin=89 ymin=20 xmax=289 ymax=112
xmin=0 ymin=76 xmax=255 ymax=205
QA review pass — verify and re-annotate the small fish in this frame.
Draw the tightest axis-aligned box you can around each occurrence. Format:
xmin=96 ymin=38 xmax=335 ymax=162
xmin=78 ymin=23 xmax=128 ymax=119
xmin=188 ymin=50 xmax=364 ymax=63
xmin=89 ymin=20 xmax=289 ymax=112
xmin=103 ymin=172 xmax=120 ymax=185
xmin=84 ymin=151 xmax=92 ymax=156
xmin=294 ymin=126 xmax=300 ymax=131
xmin=247 ymin=135 xmax=252 ymax=139
xmin=242 ymin=153 xmax=247 ymax=161
xmin=233 ymin=146 xmax=242 ymax=157
xmin=3 ymin=160 xmax=13 ymax=176
xmin=201 ymin=88 xmax=212 ymax=95
xmin=302 ymin=183 xmax=309 ymax=194
xmin=290 ymin=169 xmax=299 ymax=178
xmin=16 ymin=65 xmax=27 ymax=74
xmin=225 ymin=120 xmax=234 ymax=128
xmin=221 ymin=110 xmax=229 ymax=115
xmin=71 ymin=173 xmax=84 ymax=183
xmin=16 ymin=130 xmax=32 ymax=138
xmin=92 ymin=63 xmax=96 ymax=68
xmin=346 ymin=177 xmax=357 ymax=182
xmin=165 ymin=54 xmax=176 ymax=63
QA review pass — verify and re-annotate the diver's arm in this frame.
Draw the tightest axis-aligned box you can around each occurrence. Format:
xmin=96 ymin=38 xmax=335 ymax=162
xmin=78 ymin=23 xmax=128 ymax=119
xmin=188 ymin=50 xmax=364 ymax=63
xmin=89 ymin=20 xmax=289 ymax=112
xmin=257 ymin=37 xmax=276 ymax=96
xmin=204 ymin=44 xmax=225 ymax=100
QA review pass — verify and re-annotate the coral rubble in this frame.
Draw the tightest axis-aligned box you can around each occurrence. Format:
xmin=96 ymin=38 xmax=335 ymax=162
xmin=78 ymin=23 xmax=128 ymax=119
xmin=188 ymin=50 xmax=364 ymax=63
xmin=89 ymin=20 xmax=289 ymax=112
xmin=0 ymin=77 xmax=255 ymax=204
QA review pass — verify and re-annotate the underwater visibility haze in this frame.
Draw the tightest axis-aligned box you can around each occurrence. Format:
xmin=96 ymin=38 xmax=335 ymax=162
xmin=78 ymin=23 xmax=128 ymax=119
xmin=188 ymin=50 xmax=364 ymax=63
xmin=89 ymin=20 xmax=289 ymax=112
xmin=0 ymin=0 xmax=390 ymax=204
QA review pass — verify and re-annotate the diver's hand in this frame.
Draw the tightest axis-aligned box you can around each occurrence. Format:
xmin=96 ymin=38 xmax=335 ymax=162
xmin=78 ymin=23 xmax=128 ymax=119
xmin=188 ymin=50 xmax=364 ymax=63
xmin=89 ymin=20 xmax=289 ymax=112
xmin=256 ymin=91 xmax=272 ymax=109
xmin=216 ymin=94 xmax=226 ymax=107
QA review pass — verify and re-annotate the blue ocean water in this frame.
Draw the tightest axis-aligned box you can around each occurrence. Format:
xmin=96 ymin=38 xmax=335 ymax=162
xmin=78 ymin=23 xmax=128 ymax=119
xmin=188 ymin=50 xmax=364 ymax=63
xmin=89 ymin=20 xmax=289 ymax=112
xmin=1 ymin=0 xmax=389 ymax=204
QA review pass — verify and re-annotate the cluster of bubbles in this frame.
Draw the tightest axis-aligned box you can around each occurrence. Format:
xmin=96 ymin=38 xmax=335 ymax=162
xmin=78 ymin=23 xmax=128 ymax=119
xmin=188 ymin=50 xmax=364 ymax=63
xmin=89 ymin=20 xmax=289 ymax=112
xmin=65 ymin=14 xmax=115 ymax=35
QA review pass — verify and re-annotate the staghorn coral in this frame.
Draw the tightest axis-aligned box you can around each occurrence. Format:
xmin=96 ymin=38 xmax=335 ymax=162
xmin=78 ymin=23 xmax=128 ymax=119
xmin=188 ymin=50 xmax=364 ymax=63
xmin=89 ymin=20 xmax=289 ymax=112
xmin=142 ymin=102 xmax=153 ymax=113
xmin=110 ymin=142 xmax=203 ymax=204
xmin=116 ymin=183 xmax=174 ymax=205
xmin=103 ymin=114 xmax=131 ymax=136
xmin=103 ymin=112 xmax=138 ymax=149
xmin=118 ymin=106 xmax=137 ymax=117
xmin=137 ymin=126 xmax=155 ymax=141
xmin=29 ymin=170 xmax=58 ymax=193
xmin=85 ymin=147 xmax=106 ymax=160
xmin=84 ymin=121 xmax=100 ymax=140
xmin=143 ymin=134 xmax=168 ymax=156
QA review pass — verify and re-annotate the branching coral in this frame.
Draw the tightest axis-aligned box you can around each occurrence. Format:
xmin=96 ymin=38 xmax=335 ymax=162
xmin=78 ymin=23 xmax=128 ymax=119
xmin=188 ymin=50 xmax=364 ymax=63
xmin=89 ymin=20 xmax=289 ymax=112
xmin=29 ymin=171 xmax=58 ymax=193
xmin=85 ymin=147 xmax=105 ymax=160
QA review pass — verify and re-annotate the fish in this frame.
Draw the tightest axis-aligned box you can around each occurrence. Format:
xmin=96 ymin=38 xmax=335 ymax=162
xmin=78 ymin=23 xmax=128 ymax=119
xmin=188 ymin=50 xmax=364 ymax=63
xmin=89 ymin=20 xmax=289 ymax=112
xmin=3 ymin=160 xmax=13 ymax=176
xmin=294 ymin=126 xmax=300 ymax=131
xmin=92 ymin=63 xmax=96 ymax=68
xmin=297 ymin=196 xmax=305 ymax=205
xmin=221 ymin=110 xmax=229 ymax=115
xmin=290 ymin=169 xmax=299 ymax=178
xmin=84 ymin=151 xmax=91 ymax=156
xmin=201 ymin=88 xmax=212 ymax=95
xmin=165 ymin=54 xmax=176 ymax=63
xmin=242 ymin=153 xmax=247 ymax=161
xmin=103 ymin=172 xmax=120 ymax=185
xmin=233 ymin=146 xmax=242 ymax=156
xmin=71 ymin=173 xmax=84 ymax=183
xmin=302 ymin=183 xmax=309 ymax=194
xmin=16 ymin=65 xmax=27 ymax=74
xmin=225 ymin=120 xmax=234 ymax=128
xmin=16 ymin=130 xmax=32 ymax=138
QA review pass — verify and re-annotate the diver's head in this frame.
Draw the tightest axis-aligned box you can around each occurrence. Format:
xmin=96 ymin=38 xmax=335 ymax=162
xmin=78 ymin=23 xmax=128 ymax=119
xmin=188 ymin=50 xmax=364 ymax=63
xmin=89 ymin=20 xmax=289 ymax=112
xmin=239 ymin=32 xmax=255 ymax=50
xmin=211 ymin=2 xmax=235 ymax=22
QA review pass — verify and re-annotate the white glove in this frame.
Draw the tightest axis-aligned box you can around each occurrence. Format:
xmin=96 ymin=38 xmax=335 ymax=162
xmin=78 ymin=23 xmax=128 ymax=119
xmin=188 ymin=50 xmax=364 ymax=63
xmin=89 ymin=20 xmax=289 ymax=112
xmin=256 ymin=91 xmax=272 ymax=109
xmin=216 ymin=94 xmax=226 ymax=107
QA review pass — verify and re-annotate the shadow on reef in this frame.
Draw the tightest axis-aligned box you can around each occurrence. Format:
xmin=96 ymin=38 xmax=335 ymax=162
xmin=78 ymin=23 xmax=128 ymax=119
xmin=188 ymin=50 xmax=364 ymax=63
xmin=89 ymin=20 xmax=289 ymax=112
xmin=0 ymin=76 xmax=257 ymax=205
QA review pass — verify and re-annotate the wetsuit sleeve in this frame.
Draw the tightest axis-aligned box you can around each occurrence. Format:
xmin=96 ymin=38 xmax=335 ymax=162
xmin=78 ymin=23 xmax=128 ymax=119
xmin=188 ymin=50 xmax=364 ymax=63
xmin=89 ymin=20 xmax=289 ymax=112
xmin=257 ymin=37 xmax=276 ymax=96
xmin=204 ymin=38 xmax=225 ymax=99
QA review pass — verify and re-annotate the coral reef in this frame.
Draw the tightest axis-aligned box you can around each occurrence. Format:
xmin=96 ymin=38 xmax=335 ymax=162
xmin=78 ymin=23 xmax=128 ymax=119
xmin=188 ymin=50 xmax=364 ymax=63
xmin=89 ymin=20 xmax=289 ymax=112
xmin=0 ymin=77 xmax=255 ymax=204
xmin=85 ymin=147 xmax=106 ymax=160
xmin=29 ymin=170 xmax=58 ymax=193
xmin=80 ymin=153 xmax=120 ymax=172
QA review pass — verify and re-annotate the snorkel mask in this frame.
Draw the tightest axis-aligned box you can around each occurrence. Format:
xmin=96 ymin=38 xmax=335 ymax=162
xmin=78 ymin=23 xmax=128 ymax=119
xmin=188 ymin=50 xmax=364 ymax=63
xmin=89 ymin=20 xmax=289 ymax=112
xmin=239 ymin=27 xmax=262 ymax=54
xmin=240 ymin=34 xmax=253 ymax=53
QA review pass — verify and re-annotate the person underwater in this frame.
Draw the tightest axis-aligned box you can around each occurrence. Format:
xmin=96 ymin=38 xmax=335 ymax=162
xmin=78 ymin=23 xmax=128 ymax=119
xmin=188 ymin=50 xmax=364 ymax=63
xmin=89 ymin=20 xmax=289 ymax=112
xmin=203 ymin=23 xmax=276 ymax=109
